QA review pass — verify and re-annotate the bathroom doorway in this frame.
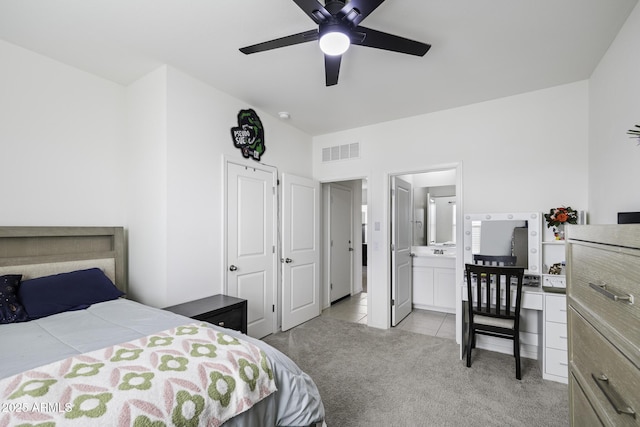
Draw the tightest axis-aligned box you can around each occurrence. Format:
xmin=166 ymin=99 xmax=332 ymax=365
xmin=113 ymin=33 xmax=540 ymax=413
xmin=390 ymin=165 xmax=460 ymax=326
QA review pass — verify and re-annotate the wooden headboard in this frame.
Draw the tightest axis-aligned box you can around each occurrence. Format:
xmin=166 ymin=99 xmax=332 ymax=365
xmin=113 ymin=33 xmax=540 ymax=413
xmin=0 ymin=227 xmax=127 ymax=293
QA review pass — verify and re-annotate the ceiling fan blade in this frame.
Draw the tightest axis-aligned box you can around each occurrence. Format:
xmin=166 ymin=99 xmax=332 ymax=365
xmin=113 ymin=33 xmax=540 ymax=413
xmin=338 ymin=0 xmax=386 ymax=26
xmin=240 ymin=29 xmax=318 ymax=54
xmin=353 ymin=26 xmax=431 ymax=56
xmin=293 ymin=0 xmax=332 ymax=24
xmin=324 ymin=54 xmax=342 ymax=86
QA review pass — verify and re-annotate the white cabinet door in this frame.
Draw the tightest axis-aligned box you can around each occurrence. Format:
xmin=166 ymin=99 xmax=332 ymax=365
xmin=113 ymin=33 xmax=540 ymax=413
xmin=412 ymin=266 xmax=434 ymax=306
xmin=433 ymin=268 xmax=456 ymax=310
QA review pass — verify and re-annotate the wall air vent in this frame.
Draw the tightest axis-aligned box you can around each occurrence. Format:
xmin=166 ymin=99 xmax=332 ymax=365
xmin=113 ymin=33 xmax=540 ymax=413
xmin=321 ymin=142 xmax=360 ymax=162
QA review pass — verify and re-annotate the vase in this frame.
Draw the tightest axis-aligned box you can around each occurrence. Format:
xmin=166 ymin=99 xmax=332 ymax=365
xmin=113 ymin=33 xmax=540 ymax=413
xmin=553 ymin=224 xmax=565 ymax=240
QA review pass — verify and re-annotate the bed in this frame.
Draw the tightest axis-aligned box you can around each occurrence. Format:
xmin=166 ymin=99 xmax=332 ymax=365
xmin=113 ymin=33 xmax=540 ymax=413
xmin=0 ymin=226 xmax=325 ymax=426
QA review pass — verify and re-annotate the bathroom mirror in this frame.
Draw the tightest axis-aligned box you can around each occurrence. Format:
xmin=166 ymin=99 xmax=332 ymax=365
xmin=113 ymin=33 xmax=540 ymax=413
xmin=463 ymin=212 xmax=541 ymax=274
xmin=413 ymin=186 xmax=456 ymax=245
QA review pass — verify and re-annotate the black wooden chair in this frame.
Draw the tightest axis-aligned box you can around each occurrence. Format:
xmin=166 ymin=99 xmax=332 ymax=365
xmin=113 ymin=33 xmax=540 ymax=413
xmin=464 ymin=263 xmax=525 ymax=379
xmin=473 ymin=254 xmax=517 ymax=266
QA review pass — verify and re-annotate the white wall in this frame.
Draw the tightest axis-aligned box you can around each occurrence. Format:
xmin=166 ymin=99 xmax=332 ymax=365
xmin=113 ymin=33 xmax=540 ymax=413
xmin=0 ymin=40 xmax=126 ymax=226
xmin=128 ymin=66 xmax=313 ymax=308
xmin=588 ymin=2 xmax=640 ymax=224
xmin=1 ymin=40 xmax=313 ymax=310
xmin=313 ymin=81 xmax=589 ymax=328
xmin=125 ymin=66 xmax=169 ymax=306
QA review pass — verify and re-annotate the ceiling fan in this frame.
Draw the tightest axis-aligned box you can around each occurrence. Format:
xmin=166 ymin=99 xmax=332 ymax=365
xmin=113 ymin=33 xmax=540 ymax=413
xmin=239 ymin=0 xmax=431 ymax=86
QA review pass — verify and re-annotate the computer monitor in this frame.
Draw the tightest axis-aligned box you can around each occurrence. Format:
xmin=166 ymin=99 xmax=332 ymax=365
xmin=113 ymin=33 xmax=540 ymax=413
xmin=618 ymin=212 xmax=640 ymax=224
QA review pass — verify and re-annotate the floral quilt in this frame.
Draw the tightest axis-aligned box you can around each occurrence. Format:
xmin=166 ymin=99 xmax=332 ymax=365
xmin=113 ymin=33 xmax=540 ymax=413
xmin=0 ymin=323 xmax=277 ymax=426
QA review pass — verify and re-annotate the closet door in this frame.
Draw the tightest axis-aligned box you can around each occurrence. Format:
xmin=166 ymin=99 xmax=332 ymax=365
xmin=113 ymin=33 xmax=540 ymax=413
xmin=227 ymin=161 xmax=276 ymax=339
xmin=281 ymin=173 xmax=321 ymax=331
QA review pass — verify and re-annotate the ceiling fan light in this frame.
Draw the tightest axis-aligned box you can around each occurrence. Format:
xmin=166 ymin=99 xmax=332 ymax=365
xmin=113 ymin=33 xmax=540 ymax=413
xmin=319 ymin=31 xmax=350 ymax=56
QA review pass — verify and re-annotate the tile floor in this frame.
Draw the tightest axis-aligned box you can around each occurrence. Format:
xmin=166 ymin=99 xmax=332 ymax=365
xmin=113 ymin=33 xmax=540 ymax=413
xmin=321 ymin=292 xmax=456 ymax=340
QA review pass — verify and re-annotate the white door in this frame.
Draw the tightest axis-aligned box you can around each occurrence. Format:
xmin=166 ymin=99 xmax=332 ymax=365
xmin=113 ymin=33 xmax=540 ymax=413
xmin=330 ymin=184 xmax=352 ymax=302
xmin=391 ymin=176 xmax=413 ymax=326
xmin=281 ymin=173 xmax=321 ymax=331
xmin=227 ymin=162 xmax=276 ymax=339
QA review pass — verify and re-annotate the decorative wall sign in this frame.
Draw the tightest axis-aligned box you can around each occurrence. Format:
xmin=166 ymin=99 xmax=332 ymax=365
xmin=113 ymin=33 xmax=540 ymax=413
xmin=627 ymin=124 xmax=640 ymax=145
xmin=231 ymin=109 xmax=266 ymax=161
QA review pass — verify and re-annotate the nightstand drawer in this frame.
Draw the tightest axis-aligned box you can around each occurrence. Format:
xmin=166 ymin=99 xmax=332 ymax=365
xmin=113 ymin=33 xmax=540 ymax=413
xmin=164 ymin=294 xmax=248 ymax=334
xmin=199 ymin=308 xmax=243 ymax=331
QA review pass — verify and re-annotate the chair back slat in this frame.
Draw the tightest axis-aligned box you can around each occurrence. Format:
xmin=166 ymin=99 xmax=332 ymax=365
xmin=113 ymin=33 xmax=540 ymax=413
xmin=473 ymin=254 xmax=518 ymax=266
xmin=476 ymin=274 xmax=482 ymax=311
xmin=465 ymin=263 xmax=524 ymax=320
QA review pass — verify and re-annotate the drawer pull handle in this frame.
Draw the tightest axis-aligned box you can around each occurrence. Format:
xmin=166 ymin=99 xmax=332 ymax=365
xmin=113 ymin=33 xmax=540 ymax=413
xmin=589 ymin=283 xmax=635 ymax=304
xmin=592 ymin=373 xmax=636 ymax=418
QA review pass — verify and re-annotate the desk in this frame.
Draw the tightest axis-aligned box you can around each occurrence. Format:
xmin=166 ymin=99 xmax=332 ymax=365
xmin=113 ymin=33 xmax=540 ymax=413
xmin=460 ymin=284 xmax=568 ymax=383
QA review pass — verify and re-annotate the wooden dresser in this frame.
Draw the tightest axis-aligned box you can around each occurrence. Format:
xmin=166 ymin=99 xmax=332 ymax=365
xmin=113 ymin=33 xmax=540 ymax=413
xmin=566 ymin=225 xmax=640 ymax=426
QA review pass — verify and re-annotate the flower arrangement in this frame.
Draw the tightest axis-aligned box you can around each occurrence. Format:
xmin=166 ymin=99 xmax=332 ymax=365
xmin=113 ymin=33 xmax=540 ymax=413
xmin=544 ymin=206 xmax=578 ymax=228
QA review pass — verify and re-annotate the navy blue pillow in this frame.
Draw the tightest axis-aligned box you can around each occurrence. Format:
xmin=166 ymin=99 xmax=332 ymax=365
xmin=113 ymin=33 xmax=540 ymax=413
xmin=18 ymin=268 xmax=124 ymax=319
xmin=0 ymin=274 xmax=28 ymax=324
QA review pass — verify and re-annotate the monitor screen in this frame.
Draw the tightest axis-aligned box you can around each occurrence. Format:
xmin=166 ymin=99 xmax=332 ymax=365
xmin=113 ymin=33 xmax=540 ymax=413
xmin=618 ymin=212 xmax=640 ymax=224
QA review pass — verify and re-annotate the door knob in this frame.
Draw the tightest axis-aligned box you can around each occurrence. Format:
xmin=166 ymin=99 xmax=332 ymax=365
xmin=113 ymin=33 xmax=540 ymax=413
xmin=285 ymin=258 xmax=293 ymax=263
xmin=229 ymin=265 xmax=238 ymax=271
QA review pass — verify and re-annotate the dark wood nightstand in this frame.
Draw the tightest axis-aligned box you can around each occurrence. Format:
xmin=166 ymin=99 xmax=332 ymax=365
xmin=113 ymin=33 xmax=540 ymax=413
xmin=164 ymin=294 xmax=247 ymax=334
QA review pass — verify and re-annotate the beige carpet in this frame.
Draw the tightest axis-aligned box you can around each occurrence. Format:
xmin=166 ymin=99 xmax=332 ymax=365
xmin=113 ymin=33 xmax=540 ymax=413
xmin=264 ymin=315 xmax=569 ymax=427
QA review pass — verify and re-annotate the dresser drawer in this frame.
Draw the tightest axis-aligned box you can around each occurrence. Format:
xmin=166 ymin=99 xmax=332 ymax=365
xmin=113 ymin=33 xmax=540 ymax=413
xmin=546 ymin=321 xmax=568 ymax=350
xmin=569 ymin=308 xmax=640 ymax=426
xmin=570 ymin=373 xmax=604 ymax=427
xmin=546 ymin=294 xmax=568 ymax=324
xmin=568 ymin=243 xmax=640 ymax=353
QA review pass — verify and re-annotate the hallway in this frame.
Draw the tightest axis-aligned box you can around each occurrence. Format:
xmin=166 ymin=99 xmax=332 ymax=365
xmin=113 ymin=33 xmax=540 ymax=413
xmin=321 ymin=292 xmax=456 ymax=340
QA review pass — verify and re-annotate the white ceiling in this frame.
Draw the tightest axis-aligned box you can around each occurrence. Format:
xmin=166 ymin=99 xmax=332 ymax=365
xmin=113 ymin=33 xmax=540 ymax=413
xmin=0 ymin=0 xmax=637 ymax=136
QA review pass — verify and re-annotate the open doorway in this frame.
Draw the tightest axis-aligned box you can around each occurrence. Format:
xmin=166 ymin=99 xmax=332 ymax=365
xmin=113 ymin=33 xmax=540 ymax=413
xmin=390 ymin=165 xmax=460 ymax=329
xmin=320 ymin=178 xmax=368 ymax=324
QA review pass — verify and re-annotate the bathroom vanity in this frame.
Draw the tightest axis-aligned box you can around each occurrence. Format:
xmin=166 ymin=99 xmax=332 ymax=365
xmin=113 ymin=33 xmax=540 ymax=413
xmin=412 ymin=246 xmax=456 ymax=313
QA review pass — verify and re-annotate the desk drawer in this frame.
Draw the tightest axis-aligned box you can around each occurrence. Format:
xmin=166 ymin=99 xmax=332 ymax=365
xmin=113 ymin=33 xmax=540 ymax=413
xmin=546 ymin=321 xmax=568 ymax=350
xmin=570 ymin=308 xmax=640 ymax=426
xmin=546 ymin=347 xmax=568 ymax=378
xmin=546 ymin=294 xmax=568 ymax=324
xmin=569 ymin=243 xmax=640 ymax=350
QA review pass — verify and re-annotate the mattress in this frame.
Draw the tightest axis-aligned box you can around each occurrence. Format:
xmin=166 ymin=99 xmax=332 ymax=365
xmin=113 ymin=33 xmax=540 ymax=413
xmin=0 ymin=298 xmax=324 ymax=426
